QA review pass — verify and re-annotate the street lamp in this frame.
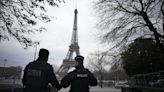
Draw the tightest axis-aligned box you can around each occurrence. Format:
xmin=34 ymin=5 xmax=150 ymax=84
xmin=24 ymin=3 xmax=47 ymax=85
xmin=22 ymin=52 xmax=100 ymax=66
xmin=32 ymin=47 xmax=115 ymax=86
xmin=33 ymin=42 xmax=40 ymax=61
xmin=3 ymin=59 xmax=7 ymax=77
xmin=4 ymin=59 xmax=7 ymax=67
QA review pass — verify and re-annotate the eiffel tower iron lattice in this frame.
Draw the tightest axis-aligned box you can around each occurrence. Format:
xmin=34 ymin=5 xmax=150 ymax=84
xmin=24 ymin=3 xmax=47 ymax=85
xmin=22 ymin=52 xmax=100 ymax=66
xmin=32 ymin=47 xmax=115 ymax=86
xmin=57 ymin=9 xmax=80 ymax=77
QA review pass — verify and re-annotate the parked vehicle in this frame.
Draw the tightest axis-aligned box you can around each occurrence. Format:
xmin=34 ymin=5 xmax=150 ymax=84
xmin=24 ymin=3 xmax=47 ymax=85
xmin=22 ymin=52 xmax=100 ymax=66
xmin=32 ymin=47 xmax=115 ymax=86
xmin=154 ymin=79 xmax=164 ymax=88
xmin=114 ymin=81 xmax=129 ymax=89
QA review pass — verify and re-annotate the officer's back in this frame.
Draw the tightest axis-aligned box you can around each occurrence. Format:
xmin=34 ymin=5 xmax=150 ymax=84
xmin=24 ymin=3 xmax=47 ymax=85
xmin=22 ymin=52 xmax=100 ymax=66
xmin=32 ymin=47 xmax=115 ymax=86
xmin=22 ymin=49 xmax=61 ymax=92
xmin=61 ymin=56 xmax=97 ymax=92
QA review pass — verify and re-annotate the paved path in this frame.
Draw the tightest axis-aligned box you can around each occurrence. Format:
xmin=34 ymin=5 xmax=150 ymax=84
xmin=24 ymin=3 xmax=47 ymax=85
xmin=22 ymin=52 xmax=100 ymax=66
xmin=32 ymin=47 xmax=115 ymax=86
xmin=60 ymin=87 xmax=121 ymax=92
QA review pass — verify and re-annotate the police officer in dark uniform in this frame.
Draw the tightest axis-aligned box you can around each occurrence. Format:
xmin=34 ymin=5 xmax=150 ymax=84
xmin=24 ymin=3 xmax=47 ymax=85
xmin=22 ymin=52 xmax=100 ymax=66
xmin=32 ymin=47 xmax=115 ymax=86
xmin=61 ymin=55 xmax=97 ymax=92
xmin=22 ymin=48 xmax=61 ymax=92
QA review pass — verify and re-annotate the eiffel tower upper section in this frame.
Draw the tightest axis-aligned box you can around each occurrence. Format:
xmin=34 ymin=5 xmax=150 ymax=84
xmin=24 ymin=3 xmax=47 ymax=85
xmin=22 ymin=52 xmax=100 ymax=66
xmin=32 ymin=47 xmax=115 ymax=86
xmin=57 ymin=9 xmax=80 ymax=75
xmin=65 ymin=9 xmax=80 ymax=60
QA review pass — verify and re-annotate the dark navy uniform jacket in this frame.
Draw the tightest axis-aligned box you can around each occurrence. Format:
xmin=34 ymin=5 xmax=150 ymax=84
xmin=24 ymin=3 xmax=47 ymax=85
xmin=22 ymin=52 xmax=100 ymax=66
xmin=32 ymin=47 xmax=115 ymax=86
xmin=22 ymin=60 xmax=61 ymax=91
xmin=61 ymin=65 xmax=97 ymax=92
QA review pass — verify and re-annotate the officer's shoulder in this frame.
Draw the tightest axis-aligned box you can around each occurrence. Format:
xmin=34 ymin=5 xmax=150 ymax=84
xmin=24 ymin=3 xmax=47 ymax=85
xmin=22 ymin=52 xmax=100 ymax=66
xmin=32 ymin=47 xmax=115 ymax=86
xmin=84 ymin=68 xmax=92 ymax=73
xmin=27 ymin=61 xmax=35 ymax=65
xmin=24 ymin=61 xmax=35 ymax=69
xmin=45 ymin=62 xmax=51 ymax=66
xmin=45 ymin=63 xmax=53 ymax=68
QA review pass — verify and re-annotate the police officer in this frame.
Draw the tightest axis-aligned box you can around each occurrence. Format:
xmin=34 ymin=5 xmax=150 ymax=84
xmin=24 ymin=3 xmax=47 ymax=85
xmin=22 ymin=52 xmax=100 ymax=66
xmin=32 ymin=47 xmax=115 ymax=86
xmin=22 ymin=48 xmax=61 ymax=92
xmin=61 ymin=55 xmax=97 ymax=92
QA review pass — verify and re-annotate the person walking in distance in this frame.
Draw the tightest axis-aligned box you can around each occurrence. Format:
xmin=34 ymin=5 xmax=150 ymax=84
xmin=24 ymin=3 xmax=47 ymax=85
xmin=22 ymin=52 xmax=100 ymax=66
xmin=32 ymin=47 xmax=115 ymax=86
xmin=22 ymin=48 xmax=61 ymax=92
xmin=61 ymin=55 xmax=97 ymax=92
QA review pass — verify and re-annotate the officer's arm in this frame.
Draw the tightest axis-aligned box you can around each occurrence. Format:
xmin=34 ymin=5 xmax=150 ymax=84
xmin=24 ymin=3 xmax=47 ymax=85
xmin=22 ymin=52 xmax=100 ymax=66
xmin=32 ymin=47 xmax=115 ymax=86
xmin=22 ymin=64 xmax=29 ymax=86
xmin=61 ymin=72 xmax=75 ymax=88
xmin=88 ymin=70 xmax=98 ymax=86
xmin=48 ymin=66 xmax=61 ymax=90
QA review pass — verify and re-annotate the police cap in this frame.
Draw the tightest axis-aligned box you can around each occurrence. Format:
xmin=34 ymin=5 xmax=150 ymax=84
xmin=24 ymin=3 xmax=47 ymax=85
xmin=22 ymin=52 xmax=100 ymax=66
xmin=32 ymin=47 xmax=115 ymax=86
xmin=75 ymin=55 xmax=84 ymax=61
xmin=75 ymin=56 xmax=84 ymax=65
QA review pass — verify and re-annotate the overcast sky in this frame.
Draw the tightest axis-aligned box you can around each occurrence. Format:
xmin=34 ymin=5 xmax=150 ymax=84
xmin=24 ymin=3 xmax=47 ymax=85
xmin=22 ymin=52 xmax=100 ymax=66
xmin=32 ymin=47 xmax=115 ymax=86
xmin=0 ymin=0 xmax=108 ymax=68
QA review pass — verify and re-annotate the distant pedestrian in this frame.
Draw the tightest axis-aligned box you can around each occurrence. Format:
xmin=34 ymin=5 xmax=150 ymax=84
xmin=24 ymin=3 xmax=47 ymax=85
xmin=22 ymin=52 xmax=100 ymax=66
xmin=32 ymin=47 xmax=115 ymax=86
xmin=61 ymin=55 xmax=97 ymax=92
xmin=22 ymin=48 xmax=61 ymax=92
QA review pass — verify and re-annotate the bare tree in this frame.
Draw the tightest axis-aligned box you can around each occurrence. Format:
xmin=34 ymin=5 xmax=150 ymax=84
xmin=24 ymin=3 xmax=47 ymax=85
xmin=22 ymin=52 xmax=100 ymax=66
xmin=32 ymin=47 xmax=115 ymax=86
xmin=0 ymin=0 xmax=64 ymax=48
xmin=94 ymin=0 xmax=164 ymax=52
xmin=86 ymin=50 xmax=115 ymax=87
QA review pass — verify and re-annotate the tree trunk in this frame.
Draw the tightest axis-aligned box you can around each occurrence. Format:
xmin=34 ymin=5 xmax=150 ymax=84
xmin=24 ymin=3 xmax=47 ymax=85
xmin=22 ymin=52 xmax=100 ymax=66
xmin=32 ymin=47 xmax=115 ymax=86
xmin=141 ymin=11 xmax=164 ymax=57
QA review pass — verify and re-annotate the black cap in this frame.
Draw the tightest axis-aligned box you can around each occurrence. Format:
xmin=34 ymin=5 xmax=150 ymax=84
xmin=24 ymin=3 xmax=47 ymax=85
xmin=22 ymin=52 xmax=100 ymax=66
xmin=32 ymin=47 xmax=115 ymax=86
xmin=75 ymin=55 xmax=84 ymax=65
xmin=75 ymin=55 xmax=84 ymax=61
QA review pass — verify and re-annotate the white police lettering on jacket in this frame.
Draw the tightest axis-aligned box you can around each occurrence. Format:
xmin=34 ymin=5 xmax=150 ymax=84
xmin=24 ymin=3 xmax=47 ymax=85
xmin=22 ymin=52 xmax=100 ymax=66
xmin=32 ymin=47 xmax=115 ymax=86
xmin=77 ymin=74 xmax=88 ymax=78
xmin=27 ymin=69 xmax=41 ymax=77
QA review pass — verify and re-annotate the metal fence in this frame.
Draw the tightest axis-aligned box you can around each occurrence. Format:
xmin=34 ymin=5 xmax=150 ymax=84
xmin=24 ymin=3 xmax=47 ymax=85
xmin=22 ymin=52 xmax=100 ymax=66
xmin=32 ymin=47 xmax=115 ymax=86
xmin=129 ymin=71 xmax=164 ymax=88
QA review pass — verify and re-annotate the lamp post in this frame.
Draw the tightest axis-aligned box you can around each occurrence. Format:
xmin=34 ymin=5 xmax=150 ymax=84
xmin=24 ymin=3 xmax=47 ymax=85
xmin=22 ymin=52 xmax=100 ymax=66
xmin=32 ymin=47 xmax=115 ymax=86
xmin=3 ymin=59 xmax=7 ymax=77
xmin=34 ymin=42 xmax=40 ymax=61
xmin=4 ymin=59 xmax=7 ymax=67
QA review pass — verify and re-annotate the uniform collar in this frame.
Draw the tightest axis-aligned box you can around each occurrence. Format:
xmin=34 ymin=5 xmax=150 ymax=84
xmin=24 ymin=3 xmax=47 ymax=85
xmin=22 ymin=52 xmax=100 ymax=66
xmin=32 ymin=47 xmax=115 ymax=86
xmin=75 ymin=65 xmax=84 ymax=70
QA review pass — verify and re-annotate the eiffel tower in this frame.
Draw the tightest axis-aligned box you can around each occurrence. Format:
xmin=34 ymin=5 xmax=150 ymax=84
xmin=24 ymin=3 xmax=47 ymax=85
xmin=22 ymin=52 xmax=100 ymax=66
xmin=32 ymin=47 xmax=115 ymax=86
xmin=57 ymin=9 xmax=80 ymax=77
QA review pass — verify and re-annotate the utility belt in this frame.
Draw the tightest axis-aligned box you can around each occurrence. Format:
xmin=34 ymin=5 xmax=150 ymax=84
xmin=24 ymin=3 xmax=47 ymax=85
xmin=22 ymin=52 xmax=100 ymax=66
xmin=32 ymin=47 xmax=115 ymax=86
xmin=24 ymin=86 xmax=58 ymax=92
xmin=24 ymin=86 xmax=48 ymax=92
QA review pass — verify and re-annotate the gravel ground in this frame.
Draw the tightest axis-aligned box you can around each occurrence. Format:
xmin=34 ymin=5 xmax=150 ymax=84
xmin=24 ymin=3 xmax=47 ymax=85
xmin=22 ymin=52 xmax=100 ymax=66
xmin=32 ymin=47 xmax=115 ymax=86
xmin=60 ymin=87 xmax=121 ymax=92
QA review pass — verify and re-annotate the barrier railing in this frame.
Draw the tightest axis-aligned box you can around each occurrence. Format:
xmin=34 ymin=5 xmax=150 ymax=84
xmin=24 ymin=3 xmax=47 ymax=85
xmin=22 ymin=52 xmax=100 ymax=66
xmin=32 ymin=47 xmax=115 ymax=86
xmin=129 ymin=71 xmax=164 ymax=88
